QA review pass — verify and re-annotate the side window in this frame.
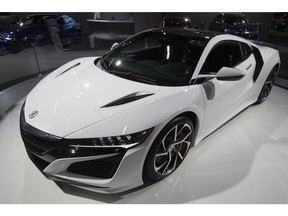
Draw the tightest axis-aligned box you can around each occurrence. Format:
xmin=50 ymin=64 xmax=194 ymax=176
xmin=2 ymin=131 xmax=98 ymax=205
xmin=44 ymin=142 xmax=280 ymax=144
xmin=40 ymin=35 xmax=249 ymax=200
xmin=201 ymin=41 xmax=243 ymax=73
xmin=241 ymin=42 xmax=253 ymax=60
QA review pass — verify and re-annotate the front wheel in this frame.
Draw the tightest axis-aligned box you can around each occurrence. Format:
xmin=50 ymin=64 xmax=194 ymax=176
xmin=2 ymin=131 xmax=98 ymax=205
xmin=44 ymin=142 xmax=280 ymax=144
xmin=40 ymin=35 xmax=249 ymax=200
xmin=256 ymin=66 xmax=278 ymax=104
xmin=143 ymin=116 xmax=194 ymax=182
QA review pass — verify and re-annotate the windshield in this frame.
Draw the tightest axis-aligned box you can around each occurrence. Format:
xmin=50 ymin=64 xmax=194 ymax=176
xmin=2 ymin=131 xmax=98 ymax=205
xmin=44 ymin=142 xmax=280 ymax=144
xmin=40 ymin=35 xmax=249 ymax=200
xmin=97 ymin=31 xmax=207 ymax=86
xmin=224 ymin=15 xmax=250 ymax=25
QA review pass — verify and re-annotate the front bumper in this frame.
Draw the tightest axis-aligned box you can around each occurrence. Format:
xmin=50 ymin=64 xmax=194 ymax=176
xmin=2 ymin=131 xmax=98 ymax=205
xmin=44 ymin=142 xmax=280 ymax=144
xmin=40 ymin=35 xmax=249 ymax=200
xmin=20 ymin=105 xmax=148 ymax=193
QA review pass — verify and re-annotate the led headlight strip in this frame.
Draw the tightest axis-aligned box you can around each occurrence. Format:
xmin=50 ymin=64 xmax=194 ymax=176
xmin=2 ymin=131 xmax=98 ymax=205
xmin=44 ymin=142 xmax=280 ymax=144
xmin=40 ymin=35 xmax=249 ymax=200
xmin=69 ymin=128 xmax=153 ymax=149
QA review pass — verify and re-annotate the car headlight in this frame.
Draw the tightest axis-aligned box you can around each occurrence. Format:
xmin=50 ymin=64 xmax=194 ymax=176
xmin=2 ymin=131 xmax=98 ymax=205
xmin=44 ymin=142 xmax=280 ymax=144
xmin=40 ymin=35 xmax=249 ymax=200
xmin=69 ymin=128 xmax=153 ymax=149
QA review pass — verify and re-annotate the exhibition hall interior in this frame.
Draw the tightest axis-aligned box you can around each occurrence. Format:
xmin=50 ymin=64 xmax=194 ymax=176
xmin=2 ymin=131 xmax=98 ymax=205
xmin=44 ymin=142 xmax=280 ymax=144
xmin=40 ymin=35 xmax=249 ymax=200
xmin=1 ymin=12 xmax=288 ymax=204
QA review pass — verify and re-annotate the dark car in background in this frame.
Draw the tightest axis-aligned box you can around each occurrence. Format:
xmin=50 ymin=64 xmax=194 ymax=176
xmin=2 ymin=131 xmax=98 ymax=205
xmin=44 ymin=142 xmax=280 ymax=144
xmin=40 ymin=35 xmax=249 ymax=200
xmin=158 ymin=16 xmax=192 ymax=29
xmin=209 ymin=13 xmax=259 ymax=40
xmin=0 ymin=14 xmax=81 ymax=52
xmin=272 ymin=13 xmax=288 ymax=31
xmin=0 ymin=13 xmax=20 ymax=30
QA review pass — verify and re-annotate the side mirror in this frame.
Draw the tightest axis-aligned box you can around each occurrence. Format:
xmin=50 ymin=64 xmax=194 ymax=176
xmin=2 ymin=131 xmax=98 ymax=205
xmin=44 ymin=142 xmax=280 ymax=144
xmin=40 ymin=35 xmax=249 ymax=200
xmin=216 ymin=67 xmax=245 ymax=81
xmin=110 ymin=42 xmax=119 ymax=50
xmin=197 ymin=67 xmax=245 ymax=81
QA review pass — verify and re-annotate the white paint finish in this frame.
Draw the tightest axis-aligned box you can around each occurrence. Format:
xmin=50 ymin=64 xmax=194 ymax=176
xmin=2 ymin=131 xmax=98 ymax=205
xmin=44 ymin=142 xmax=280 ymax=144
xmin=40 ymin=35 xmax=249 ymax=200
xmin=23 ymin=34 xmax=280 ymax=140
xmin=24 ymin=57 xmax=180 ymax=137
xmin=163 ymin=86 xmax=288 ymax=204
xmin=19 ymin=34 xmax=281 ymax=193
xmin=197 ymin=54 xmax=256 ymax=141
xmin=66 ymin=85 xmax=204 ymax=139
xmin=0 ymin=86 xmax=288 ymax=203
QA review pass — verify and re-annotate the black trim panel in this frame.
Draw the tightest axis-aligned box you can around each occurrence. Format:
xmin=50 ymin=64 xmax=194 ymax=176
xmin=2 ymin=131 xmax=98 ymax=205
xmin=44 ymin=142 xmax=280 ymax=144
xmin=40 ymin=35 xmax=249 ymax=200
xmin=252 ymin=46 xmax=264 ymax=82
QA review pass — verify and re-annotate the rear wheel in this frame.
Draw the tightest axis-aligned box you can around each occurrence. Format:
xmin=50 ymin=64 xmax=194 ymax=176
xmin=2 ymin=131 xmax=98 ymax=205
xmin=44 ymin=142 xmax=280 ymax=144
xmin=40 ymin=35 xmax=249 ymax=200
xmin=256 ymin=66 xmax=278 ymax=104
xmin=143 ymin=116 xmax=194 ymax=182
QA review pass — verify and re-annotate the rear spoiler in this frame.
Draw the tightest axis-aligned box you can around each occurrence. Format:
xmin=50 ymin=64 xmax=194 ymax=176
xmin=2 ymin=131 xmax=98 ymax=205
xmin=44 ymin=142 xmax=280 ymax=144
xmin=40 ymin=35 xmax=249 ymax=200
xmin=252 ymin=40 xmax=278 ymax=50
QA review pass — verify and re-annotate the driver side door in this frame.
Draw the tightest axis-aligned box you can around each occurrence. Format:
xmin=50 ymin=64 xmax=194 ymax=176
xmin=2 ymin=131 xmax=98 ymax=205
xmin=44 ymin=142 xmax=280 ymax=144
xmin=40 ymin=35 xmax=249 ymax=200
xmin=199 ymin=40 xmax=256 ymax=138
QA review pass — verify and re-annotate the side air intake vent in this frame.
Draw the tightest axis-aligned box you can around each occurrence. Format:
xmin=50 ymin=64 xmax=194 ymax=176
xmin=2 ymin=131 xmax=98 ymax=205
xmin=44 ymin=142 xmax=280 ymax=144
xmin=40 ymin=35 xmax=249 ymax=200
xmin=56 ymin=62 xmax=81 ymax=78
xmin=102 ymin=92 xmax=154 ymax=108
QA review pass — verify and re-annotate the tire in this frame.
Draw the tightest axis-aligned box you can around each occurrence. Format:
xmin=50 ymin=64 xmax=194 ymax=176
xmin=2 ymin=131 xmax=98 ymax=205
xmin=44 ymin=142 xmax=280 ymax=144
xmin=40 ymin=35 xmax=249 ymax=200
xmin=143 ymin=116 xmax=194 ymax=182
xmin=256 ymin=66 xmax=278 ymax=104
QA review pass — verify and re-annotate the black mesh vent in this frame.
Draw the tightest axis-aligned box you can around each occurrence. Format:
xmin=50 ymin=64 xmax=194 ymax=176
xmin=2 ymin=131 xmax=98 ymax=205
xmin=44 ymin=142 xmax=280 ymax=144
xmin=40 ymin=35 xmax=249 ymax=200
xmin=67 ymin=153 xmax=125 ymax=179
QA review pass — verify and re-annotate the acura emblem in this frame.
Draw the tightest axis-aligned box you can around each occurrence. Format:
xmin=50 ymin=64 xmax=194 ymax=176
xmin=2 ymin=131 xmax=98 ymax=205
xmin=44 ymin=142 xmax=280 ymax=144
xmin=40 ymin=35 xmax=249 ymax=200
xmin=29 ymin=110 xmax=38 ymax=119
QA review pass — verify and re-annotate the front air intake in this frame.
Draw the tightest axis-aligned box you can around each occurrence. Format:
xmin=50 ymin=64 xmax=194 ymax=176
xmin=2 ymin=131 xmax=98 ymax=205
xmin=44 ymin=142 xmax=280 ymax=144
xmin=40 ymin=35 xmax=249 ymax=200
xmin=101 ymin=92 xmax=154 ymax=108
xmin=56 ymin=62 xmax=81 ymax=78
xmin=67 ymin=152 xmax=125 ymax=179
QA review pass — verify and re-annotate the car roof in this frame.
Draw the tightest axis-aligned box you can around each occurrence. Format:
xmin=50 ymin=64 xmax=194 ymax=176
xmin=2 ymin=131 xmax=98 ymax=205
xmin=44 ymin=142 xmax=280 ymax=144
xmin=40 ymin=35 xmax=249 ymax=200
xmin=150 ymin=27 xmax=219 ymax=42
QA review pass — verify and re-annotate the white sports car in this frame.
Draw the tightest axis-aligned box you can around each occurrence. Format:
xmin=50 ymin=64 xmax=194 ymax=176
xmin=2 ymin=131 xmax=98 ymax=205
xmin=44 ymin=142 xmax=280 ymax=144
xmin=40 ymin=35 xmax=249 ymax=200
xmin=20 ymin=28 xmax=280 ymax=194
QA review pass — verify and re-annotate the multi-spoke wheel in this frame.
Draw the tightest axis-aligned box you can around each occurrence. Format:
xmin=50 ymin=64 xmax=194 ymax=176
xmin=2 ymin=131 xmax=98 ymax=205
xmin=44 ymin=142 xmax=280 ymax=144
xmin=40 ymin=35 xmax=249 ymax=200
xmin=256 ymin=66 xmax=278 ymax=104
xmin=143 ymin=116 xmax=194 ymax=182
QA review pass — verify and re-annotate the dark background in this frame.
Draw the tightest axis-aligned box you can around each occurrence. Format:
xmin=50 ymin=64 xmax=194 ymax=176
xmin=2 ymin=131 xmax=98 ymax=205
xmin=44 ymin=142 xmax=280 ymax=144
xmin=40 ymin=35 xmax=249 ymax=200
xmin=0 ymin=12 xmax=287 ymax=115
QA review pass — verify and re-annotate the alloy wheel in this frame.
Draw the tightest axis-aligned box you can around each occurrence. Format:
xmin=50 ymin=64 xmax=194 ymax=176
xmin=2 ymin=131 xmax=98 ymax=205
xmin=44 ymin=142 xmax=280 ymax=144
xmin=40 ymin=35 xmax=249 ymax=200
xmin=153 ymin=123 xmax=193 ymax=176
xmin=258 ymin=67 xmax=277 ymax=103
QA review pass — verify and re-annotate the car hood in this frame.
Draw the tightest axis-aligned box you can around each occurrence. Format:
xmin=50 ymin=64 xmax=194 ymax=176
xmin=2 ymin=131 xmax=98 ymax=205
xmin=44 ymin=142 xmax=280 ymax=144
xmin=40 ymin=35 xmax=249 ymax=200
xmin=0 ymin=25 xmax=45 ymax=39
xmin=24 ymin=57 xmax=179 ymax=137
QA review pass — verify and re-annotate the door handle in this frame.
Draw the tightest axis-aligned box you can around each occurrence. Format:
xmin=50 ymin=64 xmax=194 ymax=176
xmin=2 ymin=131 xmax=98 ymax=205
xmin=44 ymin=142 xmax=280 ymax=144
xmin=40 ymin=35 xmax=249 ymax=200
xmin=246 ymin=64 xmax=252 ymax=70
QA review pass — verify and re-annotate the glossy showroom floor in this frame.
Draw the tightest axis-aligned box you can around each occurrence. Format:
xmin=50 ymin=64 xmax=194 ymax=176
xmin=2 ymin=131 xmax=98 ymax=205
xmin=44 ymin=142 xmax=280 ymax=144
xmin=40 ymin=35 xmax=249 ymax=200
xmin=0 ymin=86 xmax=288 ymax=204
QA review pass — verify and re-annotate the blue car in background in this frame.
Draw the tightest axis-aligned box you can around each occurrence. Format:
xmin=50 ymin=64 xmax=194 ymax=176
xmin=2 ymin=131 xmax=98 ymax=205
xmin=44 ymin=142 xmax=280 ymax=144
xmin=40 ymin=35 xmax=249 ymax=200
xmin=209 ymin=13 xmax=259 ymax=40
xmin=0 ymin=14 xmax=81 ymax=52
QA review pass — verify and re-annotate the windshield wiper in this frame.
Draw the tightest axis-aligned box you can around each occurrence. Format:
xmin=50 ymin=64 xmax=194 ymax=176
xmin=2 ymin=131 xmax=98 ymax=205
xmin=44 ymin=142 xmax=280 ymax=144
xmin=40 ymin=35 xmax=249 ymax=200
xmin=111 ymin=71 xmax=157 ymax=85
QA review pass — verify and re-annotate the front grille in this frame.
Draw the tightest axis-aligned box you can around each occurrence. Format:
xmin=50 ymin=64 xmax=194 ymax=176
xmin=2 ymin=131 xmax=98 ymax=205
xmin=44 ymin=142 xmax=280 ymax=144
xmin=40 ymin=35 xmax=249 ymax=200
xmin=67 ymin=153 xmax=125 ymax=179
xmin=20 ymin=105 xmax=127 ymax=179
